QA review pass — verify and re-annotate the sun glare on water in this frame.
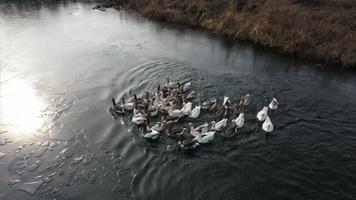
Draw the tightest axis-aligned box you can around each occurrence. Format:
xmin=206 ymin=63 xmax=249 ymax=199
xmin=0 ymin=79 xmax=46 ymax=136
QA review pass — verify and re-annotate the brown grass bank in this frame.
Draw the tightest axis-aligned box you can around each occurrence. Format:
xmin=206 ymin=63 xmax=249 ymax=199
xmin=105 ymin=0 xmax=356 ymax=67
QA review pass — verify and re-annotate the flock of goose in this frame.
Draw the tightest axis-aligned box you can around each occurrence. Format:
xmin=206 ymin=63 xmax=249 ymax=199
xmin=109 ymin=78 xmax=279 ymax=150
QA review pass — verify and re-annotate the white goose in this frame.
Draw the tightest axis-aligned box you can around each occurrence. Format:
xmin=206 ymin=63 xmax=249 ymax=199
xmin=223 ymin=96 xmax=231 ymax=109
xmin=262 ymin=116 xmax=274 ymax=133
xmin=164 ymin=77 xmax=179 ymax=89
xmin=189 ymin=105 xmax=201 ymax=119
xmin=182 ymin=82 xmax=191 ymax=92
xmin=132 ymin=112 xmax=146 ymax=125
xmin=269 ymin=98 xmax=279 ymax=110
xmin=143 ymin=129 xmax=160 ymax=140
xmin=211 ymin=118 xmax=228 ymax=131
xmin=193 ymin=131 xmax=215 ymax=144
xmin=180 ymin=102 xmax=192 ymax=116
xmin=148 ymin=122 xmax=166 ymax=132
xmin=257 ymin=106 xmax=268 ymax=121
xmin=123 ymin=101 xmax=135 ymax=112
xmin=232 ymin=113 xmax=244 ymax=128
xmin=188 ymin=122 xmax=209 ymax=137
xmin=202 ymin=98 xmax=216 ymax=110
xmin=147 ymin=102 xmax=158 ymax=117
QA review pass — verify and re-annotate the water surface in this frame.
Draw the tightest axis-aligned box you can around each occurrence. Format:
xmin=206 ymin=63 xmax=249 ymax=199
xmin=1 ymin=1 xmax=356 ymax=200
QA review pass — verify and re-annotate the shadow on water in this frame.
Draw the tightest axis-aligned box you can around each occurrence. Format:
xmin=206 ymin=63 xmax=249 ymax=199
xmin=1 ymin=1 xmax=356 ymax=200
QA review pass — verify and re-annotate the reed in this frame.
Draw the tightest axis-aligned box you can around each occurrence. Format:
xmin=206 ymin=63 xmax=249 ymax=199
xmin=107 ymin=0 xmax=356 ymax=66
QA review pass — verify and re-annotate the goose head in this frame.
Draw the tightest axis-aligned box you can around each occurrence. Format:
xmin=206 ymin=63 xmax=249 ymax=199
xmin=111 ymin=98 xmax=117 ymax=107
xmin=157 ymin=84 xmax=161 ymax=92
xmin=133 ymin=94 xmax=138 ymax=101
xmin=164 ymin=77 xmax=170 ymax=84
xmin=210 ymin=121 xmax=216 ymax=128
xmin=144 ymin=91 xmax=150 ymax=100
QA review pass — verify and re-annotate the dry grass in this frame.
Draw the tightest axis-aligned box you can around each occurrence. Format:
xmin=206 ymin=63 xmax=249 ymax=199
xmin=116 ymin=0 xmax=356 ymax=66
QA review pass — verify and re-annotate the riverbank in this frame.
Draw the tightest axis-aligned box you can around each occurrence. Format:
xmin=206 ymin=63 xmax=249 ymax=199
xmin=99 ymin=0 xmax=356 ymax=67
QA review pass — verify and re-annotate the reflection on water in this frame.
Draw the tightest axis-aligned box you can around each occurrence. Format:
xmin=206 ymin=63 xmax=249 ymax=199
xmin=0 ymin=78 xmax=46 ymax=136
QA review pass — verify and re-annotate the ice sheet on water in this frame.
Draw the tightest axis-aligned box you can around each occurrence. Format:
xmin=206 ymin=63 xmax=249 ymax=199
xmin=41 ymin=141 xmax=49 ymax=146
xmin=23 ymin=154 xmax=31 ymax=160
xmin=28 ymin=160 xmax=41 ymax=172
xmin=56 ymin=162 xmax=66 ymax=168
xmin=0 ymin=152 xmax=5 ymax=159
xmin=15 ymin=171 xmax=25 ymax=175
xmin=15 ymin=160 xmax=28 ymax=170
xmin=5 ymin=138 xmax=13 ymax=143
xmin=16 ymin=145 xmax=25 ymax=152
xmin=72 ymin=155 xmax=84 ymax=164
xmin=50 ymin=141 xmax=59 ymax=148
xmin=57 ymin=148 xmax=73 ymax=158
xmin=48 ymin=141 xmax=59 ymax=151
xmin=35 ymin=147 xmax=48 ymax=158
xmin=17 ymin=180 xmax=44 ymax=195
xmin=48 ymin=172 xmax=57 ymax=178
xmin=82 ymin=154 xmax=92 ymax=165
xmin=8 ymin=179 xmax=21 ymax=186
xmin=0 ymin=138 xmax=12 ymax=146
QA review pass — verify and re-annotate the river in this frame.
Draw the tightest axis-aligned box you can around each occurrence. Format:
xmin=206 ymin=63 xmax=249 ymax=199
xmin=1 ymin=1 xmax=356 ymax=200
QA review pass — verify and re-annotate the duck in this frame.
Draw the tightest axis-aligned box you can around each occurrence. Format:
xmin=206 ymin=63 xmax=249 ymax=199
xmin=131 ymin=105 xmax=147 ymax=125
xmin=180 ymin=101 xmax=192 ymax=116
xmin=202 ymin=98 xmax=217 ymax=110
xmin=232 ymin=113 xmax=244 ymax=128
xmin=257 ymin=106 xmax=268 ymax=121
xmin=178 ymin=139 xmax=199 ymax=150
xmin=223 ymin=96 xmax=231 ymax=116
xmin=155 ymin=84 xmax=164 ymax=99
xmin=193 ymin=131 xmax=215 ymax=144
xmin=146 ymin=101 xmax=158 ymax=117
xmin=262 ymin=116 xmax=274 ymax=133
xmin=168 ymin=88 xmax=178 ymax=100
xmin=211 ymin=118 xmax=228 ymax=131
xmin=164 ymin=77 xmax=179 ymax=89
xmin=221 ymin=124 xmax=237 ymax=138
xmin=269 ymin=97 xmax=278 ymax=110
xmin=188 ymin=122 xmax=209 ymax=137
xmin=122 ymin=98 xmax=135 ymax=112
xmin=189 ymin=105 xmax=201 ymax=119
xmin=168 ymin=102 xmax=183 ymax=118
xmin=147 ymin=121 xmax=166 ymax=132
xmin=143 ymin=129 xmax=160 ymax=140
xmin=208 ymin=100 xmax=217 ymax=112
xmin=240 ymin=94 xmax=251 ymax=106
xmin=234 ymin=102 xmax=244 ymax=115
xmin=132 ymin=113 xmax=147 ymax=125
xmin=166 ymin=127 xmax=186 ymax=138
xmin=163 ymin=115 xmax=180 ymax=125
xmin=185 ymin=91 xmax=199 ymax=101
xmin=111 ymin=98 xmax=125 ymax=115
xmin=173 ymin=96 xmax=184 ymax=109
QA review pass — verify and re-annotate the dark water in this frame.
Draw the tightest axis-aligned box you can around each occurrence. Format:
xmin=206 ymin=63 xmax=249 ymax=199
xmin=1 ymin=1 xmax=356 ymax=200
